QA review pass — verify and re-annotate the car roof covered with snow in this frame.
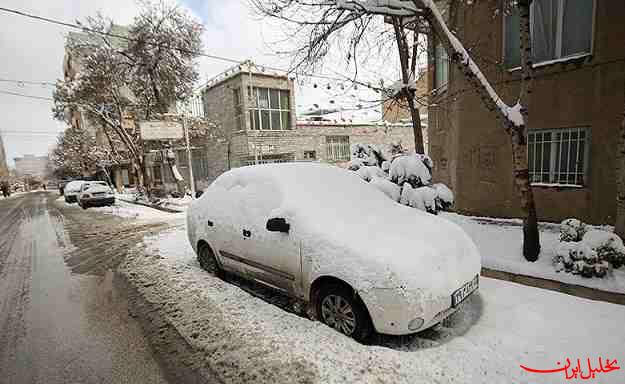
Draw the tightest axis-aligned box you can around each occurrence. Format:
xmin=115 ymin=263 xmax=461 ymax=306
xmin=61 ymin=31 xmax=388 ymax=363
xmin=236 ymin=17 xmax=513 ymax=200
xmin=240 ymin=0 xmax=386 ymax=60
xmin=65 ymin=180 xmax=86 ymax=192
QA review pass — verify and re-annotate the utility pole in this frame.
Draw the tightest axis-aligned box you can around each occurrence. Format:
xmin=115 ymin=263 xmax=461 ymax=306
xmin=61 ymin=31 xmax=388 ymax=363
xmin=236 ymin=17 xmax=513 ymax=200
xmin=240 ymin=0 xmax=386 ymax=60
xmin=182 ymin=102 xmax=195 ymax=197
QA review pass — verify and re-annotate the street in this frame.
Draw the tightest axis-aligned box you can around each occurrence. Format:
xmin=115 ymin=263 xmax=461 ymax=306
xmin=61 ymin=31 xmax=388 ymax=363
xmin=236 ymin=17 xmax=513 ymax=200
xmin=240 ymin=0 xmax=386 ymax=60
xmin=0 ymin=192 xmax=168 ymax=384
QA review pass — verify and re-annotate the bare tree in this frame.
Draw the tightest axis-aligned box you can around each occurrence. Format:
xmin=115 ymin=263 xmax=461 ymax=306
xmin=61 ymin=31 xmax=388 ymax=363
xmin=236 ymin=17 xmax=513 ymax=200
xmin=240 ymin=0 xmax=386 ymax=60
xmin=253 ymin=0 xmax=540 ymax=260
xmin=250 ymin=0 xmax=427 ymax=153
xmin=53 ymin=1 xmax=203 ymax=188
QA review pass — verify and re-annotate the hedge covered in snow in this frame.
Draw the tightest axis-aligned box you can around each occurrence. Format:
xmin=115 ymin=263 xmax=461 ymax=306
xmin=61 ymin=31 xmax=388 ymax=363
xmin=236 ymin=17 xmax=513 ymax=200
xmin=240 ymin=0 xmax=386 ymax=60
xmin=348 ymin=143 xmax=453 ymax=214
xmin=553 ymin=218 xmax=625 ymax=278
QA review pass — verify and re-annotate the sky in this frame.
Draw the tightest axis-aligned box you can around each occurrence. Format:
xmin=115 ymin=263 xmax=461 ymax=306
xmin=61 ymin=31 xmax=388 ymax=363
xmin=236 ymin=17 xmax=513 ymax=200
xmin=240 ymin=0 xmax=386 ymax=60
xmin=0 ymin=0 xmax=401 ymax=167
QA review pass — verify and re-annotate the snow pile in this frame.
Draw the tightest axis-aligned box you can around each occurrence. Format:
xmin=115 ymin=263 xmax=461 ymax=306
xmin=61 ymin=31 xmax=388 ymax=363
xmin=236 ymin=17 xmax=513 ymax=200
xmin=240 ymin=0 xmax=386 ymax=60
xmin=552 ymin=218 xmax=625 ymax=277
xmin=347 ymin=144 xmax=454 ymax=215
xmin=89 ymin=200 xmax=180 ymax=222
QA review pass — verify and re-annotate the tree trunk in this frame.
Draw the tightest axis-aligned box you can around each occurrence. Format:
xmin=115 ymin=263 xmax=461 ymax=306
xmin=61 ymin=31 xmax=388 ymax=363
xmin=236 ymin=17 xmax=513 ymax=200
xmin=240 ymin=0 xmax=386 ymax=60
xmin=615 ymin=88 xmax=625 ymax=240
xmin=392 ymin=17 xmax=425 ymax=154
xmin=419 ymin=0 xmax=540 ymax=260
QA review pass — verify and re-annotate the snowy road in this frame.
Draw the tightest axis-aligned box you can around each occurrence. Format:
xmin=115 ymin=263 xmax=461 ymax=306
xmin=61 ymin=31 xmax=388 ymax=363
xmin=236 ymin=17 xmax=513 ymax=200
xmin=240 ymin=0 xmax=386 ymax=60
xmin=0 ymin=192 xmax=169 ymax=384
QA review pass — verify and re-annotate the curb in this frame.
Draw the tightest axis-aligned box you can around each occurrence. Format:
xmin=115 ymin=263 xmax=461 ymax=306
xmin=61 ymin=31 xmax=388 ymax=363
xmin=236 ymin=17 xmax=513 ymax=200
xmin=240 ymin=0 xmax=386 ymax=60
xmin=118 ymin=198 xmax=183 ymax=213
xmin=481 ymin=267 xmax=625 ymax=305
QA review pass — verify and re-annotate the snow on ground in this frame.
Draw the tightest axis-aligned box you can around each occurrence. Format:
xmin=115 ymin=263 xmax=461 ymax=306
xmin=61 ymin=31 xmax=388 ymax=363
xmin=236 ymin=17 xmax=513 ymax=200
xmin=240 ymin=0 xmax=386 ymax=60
xmin=123 ymin=225 xmax=625 ymax=383
xmin=56 ymin=196 xmax=181 ymax=223
xmin=443 ymin=213 xmax=625 ymax=294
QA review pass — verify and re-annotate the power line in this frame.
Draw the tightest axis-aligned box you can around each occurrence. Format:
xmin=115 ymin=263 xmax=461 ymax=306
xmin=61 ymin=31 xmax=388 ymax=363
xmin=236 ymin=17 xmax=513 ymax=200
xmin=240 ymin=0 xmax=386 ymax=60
xmin=0 ymin=6 xmax=373 ymax=88
xmin=0 ymin=78 xmax=56 ymax=87
xmin=0 ymin=90 xmax=53 ymax=101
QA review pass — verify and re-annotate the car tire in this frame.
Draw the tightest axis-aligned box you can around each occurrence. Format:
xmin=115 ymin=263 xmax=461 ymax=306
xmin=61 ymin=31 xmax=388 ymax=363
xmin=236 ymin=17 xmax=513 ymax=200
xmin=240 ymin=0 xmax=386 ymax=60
xmin=316 ymin=284 xmax=372 ymax=342
xmin=197 ymin=242 xmax=220 ymax=275
xmin=81 ymin=203 xmax=88 ymax=210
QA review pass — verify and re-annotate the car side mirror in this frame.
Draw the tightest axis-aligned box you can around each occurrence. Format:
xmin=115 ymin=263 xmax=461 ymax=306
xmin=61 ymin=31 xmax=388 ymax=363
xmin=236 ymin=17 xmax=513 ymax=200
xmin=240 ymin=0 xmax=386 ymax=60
xmin=266 ymin=217 xmax=290 ymax=233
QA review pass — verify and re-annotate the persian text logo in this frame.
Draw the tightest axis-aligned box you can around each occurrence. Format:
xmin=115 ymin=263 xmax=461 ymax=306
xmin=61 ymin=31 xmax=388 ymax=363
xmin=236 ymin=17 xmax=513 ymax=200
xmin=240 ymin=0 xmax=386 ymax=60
xmin=520 ymin=357 xmax=620 ymax=381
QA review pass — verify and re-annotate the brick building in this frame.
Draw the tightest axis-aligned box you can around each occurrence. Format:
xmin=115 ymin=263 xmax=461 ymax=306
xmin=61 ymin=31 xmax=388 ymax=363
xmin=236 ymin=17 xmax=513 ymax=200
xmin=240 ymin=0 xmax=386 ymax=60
xmin=195 ymin=62 xmax=418 ymax=189
xmin=428 ymin=0 xmax=625 ymax=225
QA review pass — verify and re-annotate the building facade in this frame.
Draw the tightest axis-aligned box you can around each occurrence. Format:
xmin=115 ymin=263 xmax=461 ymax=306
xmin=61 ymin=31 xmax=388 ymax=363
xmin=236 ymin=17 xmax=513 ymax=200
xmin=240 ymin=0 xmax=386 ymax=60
xmin=196 ymin=62 xmax=416 ymax=188
xmin=14 ymin=155 xmax=48 ymax=178
xmin=428 ymin=0 xmax=625 ymax=225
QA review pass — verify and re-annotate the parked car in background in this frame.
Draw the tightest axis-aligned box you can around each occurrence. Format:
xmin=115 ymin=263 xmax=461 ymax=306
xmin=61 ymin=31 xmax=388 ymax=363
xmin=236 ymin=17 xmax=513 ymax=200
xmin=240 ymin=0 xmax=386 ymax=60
xmin=78 ymin=181 xmax=115 ymax=209
xmin=186 ymin=163 xmax=481 ymax=341
xmin=64 ymin=180 xmax=85 ymax=203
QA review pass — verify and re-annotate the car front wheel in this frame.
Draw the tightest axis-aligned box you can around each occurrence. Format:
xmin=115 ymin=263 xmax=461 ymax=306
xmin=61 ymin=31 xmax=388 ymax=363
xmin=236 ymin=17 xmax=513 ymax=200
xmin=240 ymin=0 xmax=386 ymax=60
xmin=316 ymin=285 xmax=372 ymax=342
xmin=197 ymin=242 xmax=220 ymax=275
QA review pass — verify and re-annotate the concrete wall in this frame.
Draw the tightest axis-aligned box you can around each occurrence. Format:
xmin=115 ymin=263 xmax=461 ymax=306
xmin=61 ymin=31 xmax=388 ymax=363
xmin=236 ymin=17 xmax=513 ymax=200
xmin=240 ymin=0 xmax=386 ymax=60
xmin=428 ymin=0 xmax=625 ymax=225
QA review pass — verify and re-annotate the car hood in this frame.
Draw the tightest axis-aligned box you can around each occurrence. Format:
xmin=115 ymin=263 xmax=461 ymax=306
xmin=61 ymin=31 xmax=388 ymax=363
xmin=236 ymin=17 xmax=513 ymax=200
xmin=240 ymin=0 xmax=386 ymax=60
xmin=297 ymin=203 xmax=481 ymax=296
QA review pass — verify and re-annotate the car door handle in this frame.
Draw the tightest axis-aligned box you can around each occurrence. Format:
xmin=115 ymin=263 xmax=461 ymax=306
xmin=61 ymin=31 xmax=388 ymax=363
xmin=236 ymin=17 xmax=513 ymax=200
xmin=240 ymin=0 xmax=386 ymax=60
xmin=242 ymin=229 xmax=251 ymax=238
xmin=207 ymin=219 xmax=214 ymax=227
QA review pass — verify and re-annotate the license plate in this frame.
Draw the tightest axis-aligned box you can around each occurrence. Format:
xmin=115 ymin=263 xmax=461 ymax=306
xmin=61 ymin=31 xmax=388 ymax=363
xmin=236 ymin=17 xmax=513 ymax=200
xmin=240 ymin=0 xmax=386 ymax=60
xmin=452 ymin=275 xmax=479 ymax=307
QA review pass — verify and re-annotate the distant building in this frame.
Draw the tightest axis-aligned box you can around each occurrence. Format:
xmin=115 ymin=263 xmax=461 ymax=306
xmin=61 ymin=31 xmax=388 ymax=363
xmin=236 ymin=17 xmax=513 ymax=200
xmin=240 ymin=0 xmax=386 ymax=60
xmin=14 ymin=155 xmax=48 ymax=178
xmin=190 ymin=61 xmax=417 ymax=189
xmin=0 ymin=134 xmax=8 ymax=178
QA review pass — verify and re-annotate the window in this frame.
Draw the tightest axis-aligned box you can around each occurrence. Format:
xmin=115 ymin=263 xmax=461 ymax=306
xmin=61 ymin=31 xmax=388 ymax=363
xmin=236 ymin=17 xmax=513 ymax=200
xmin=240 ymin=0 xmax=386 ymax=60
xmin=528 ymin=127 xmax=589 ymax=186
xmin=249 ymin=87 xmax=291 ymax=130
xmin=233 ymin=88 xmax=243 ymax=130
xmin=245 ymin=154 xmax=294 ymax=166
xmin=504 ymin=0 xmax=594 ymax=68
xmin=326 ymin=136 xmax=350 ymax=161
xmin=303 ymin=150 xmax=316 ymax=160
xmin=434 ymin=42 xmax=449 ymax=89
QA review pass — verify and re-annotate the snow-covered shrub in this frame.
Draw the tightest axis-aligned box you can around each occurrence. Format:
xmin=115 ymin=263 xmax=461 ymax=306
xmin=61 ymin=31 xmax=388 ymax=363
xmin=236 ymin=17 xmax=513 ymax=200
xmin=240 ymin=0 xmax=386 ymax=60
xmin=400 ymin=183 xmax=438 ymax=214
xmin=369 ymin=176 xmax=401 ymax=202
xmin=389 ymin=154 xmax=432 ymax=188
xmin=553 ymin=241 xmax=608 ymax=278
xmin=560 ymin=218 xmax=587 ymax=242
xmin=355 ymin=166 xmax=387 ymax=182
xmin=433 ymin=183 xmax=454 ymax=211
xmin=351 ymin=143 xmax=385 ymax=167
xmin=582 ymin=229 xmax=625 ymax=269
xmin=347 ymin=158 xmax=366 ymax=171
xmin=381 ymin=160 xmax=391 ymax=173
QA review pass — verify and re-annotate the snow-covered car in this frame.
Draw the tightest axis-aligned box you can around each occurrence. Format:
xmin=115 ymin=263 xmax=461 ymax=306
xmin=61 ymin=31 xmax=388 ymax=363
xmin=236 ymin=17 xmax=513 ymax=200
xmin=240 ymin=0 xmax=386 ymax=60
xmin=78 ymin=181 xmax=115 ymax=209
xmin=186 ymin=163 xmax=481 ymax=341
xmin=64 ymin=180 xmax=86 ymax=203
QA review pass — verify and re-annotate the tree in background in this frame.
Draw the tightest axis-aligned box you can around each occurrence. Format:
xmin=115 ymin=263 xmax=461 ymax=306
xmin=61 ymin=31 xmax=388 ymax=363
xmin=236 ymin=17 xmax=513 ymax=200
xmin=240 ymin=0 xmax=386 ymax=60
xmin=250 ymin=0 xmax=427 ymax=154
xmin=53 ymin=0 xmax=203 ymax=187
xmin=51 ymin=124 xmax=113 ymax=179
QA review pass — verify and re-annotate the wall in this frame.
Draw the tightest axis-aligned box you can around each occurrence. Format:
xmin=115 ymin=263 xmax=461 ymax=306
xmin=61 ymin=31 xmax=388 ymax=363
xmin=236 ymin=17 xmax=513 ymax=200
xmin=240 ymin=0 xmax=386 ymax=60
xmin=428 ymin=0 xmax=625 ymax=225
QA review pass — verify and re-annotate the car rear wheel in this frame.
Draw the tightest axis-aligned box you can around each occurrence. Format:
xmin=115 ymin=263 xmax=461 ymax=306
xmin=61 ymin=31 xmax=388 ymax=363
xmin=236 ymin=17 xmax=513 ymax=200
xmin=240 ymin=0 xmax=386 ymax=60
xmin=316 ymin=285 xmax=372 ymax=342
xmin=197 ymin=242 xmax=220 ymax=275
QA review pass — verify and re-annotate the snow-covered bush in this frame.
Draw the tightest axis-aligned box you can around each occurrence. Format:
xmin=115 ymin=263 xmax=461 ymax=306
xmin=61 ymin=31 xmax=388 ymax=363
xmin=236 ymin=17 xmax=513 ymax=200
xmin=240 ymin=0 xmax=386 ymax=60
xmin=553 ymin=220 xmax=624 ymax=277
xmin=582 ymin=229 xmax=625 ymax=269
xmin=553 ymin=241 xmax=608 ymax=278
xmin=355 ymin=166 xmax=387 ymax=182
xmin=433 ymin=183 xmax=454 ymax=211
xmin=560 ymin=218 xmax=587 ymax=242
xmin=369 ymin=176 xmax=401 ymax=202
xmin=389 ymin=154 xmax=432 ymax=187
xmin=347 ymin=144 xmax=454 ymax=215
xmin=400 ymin=183 xmax=438 ymax=214
xmin=351 ymin=143 xmax=385 ymax=167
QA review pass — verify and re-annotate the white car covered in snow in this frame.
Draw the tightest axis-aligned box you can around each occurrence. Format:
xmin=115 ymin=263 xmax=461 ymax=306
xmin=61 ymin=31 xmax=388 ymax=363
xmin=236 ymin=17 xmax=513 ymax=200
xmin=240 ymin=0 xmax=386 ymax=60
xmin=64 ymin=180 xmax=86 ymax=204
xmin=187 ymin=163 xmax=481 ymax=341
xmin=78 ymin=181 xmax=115 ymax=209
